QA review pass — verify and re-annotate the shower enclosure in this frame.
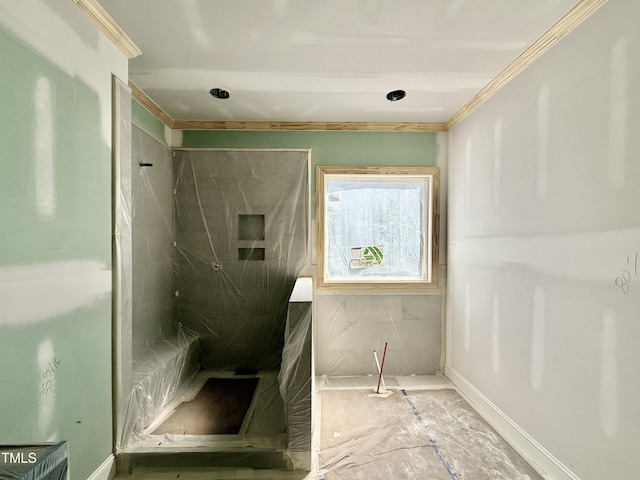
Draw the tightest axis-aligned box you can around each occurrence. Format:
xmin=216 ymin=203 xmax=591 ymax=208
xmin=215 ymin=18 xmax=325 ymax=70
xmin=113 ymin=110 xmax=311 ymax=470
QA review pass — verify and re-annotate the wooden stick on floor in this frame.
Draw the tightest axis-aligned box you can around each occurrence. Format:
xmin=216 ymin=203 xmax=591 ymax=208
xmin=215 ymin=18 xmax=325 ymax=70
xmin=376 ymin=343 xmax=388 ymax=394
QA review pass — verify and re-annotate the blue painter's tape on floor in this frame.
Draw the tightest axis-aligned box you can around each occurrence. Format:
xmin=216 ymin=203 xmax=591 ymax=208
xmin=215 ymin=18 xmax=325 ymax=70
xmin=401 ymin=389 xmax=458 ymax=480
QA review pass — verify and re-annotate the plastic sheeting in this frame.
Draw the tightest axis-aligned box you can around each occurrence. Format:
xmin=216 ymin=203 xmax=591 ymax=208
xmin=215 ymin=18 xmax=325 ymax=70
xmin=0 ymin=442 xmax=68 ymax=480
xmin=278 ymin=300 xmax=312 ymax=468
xmin=317 ymin=380 xmax=543 ymax=480
xmin=121 ymin=326 xmax=200 ymax=447
xmin=173 ymin=149 xmax=309 ymax=371
xmin=120 ymin=123 xmax=187 ymax=449
xmin=119 ymin=139 xmax=312 ymax=467
xmin=315 ymin=293 xmax=443 ymax=377
xmin=123 ymin=371 xmax=288 ymax=450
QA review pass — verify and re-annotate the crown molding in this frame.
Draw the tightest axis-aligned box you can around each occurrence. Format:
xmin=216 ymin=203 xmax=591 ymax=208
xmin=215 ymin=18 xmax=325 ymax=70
xmin=171 ymin=120 xmax=447 ymax=132
xmin=129 ymin=81 xmax=173 ymax=128
xmin=445 ymin=0 xmax=607 ymax=130
xmin=72 ymin=0 xmax=141 ymax=59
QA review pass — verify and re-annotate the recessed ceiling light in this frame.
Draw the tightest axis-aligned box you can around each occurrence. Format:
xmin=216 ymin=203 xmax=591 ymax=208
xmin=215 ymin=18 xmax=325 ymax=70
xmin=209 ymin=88 xmax=230 ymax=99
xmin=386 ymin=89 xmax=406 ymax=101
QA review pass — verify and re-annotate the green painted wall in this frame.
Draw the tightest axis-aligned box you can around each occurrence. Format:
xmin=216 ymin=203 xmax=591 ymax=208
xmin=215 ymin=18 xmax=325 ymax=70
xmin=0 ymin=23 xmax=112 ymax=480
xmin=183 ymin=129 xmax=437 ymax=166
xmin=132 ymin=99 xmax=166 ymax=143
xmin=183 ymin=130 xmax=438 ymax=202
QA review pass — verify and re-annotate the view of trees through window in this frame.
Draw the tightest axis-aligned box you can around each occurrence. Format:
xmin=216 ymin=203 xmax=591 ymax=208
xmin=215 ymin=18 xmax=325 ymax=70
xmin=326 ymin=180 xmax=424 ymax=279
xmin=318 ymin=167 xmax=439 ymax=289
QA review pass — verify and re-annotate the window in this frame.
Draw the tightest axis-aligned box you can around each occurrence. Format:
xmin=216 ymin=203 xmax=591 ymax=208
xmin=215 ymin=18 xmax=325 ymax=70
xmin=317 ymin=166 xmax=440 ymax=290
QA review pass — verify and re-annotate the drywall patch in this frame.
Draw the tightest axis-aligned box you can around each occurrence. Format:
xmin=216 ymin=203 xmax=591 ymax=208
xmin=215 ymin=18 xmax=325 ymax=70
xmin=0 ymin=260 xmax=111 ymax=326
xmin=448 ymin=228 xmax=640 ymax=283
xmin=0 ymin=1 xmax=127 ymax=143
xmin=464 ymin=138 xmax=472 ymax=217
xmin=599 ymin=310 xmax=618 ymax=436
xmin=183 ymin=0 xmax=213 ymax=48
xmin=464 ymin=281 xmax=471 ymax=352
xmin=34 ymin=76 xmax=56 ymax=221
xmin=492 ymin=117 xmax=502 ymax=212
xmin=607 ymin=38 xmax=628 ymax=191
xmin=530 ymin=286 xmax=546 ymax=393
xmin=491 ymin=293 xmax=501 ymax=375
xmin=536 ymin=84 xmax=549 ymax=201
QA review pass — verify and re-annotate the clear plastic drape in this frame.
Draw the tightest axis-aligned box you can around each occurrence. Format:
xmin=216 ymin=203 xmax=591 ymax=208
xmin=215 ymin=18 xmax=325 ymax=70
xmin=173 ymin=149 xmax=309 ymax=371
xmin=119 ymin=143 xmax=311 ymax=464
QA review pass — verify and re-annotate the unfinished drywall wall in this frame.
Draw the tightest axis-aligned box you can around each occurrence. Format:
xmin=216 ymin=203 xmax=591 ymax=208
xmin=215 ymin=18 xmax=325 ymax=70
xmin=0 ymin=1 xmax=127 ymax=479
xmin=179 ymin=130 xmax=446 ymax=376
xmin=446 ymin=2 xmax=640 ymax=479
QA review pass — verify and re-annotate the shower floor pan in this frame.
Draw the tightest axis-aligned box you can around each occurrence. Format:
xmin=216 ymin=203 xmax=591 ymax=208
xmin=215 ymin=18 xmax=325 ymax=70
xmin=151 ymin=377 xmax=259 ymax=435
xmin=119 ymin=371 xmax=292 ymax=472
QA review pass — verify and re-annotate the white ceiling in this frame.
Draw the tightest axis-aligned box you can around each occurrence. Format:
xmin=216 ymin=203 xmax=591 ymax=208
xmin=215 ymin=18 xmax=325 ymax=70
xmin=100 ymin=0 xmax=580 ymax=124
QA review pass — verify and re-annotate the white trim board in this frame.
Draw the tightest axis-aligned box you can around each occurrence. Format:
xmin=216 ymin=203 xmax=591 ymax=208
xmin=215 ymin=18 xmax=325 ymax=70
xmin=445 ymin=366 xmax=580 ymax=480
xmin=87 ymin=454 xmax=116 ymax=480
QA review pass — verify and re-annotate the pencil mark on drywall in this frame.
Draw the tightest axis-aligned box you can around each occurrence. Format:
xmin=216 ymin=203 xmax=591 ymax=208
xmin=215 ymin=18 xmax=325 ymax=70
xmin=40 ymin=357 xmax=62 ymax=396
xmin=38 ymin=339 xmax=59 ymax=440
xmin=34 ymin=76 xmax=56 ymax=221
xmin=530 ymin=286 xmax=546 ymax=393
xmin=536 ymin=84 xmax=549 ymax=201
xmin=614 ymin=251 xmax=638 ymax=295
xmin=599 ymin=310 xmax=618 ymax=436
xmin=607 ymin=38 xmax=628 ymax=191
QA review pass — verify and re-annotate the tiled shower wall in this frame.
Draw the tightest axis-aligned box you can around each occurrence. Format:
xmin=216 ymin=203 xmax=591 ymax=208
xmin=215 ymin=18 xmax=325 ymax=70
xmin=173 ymin=149 xmax=309 ymax=371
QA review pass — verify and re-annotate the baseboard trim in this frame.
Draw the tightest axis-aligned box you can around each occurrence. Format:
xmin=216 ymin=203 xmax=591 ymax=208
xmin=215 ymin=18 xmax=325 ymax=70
xmin=445 ymin=366 xmax=579 ymax=480
xmin=87 ymin=454 xmax=116 ymax=480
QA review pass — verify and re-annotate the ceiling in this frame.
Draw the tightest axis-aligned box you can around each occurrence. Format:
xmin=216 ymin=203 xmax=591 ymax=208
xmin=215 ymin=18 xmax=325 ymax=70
xmin=99 ymin=0 xmax=582 ymax=125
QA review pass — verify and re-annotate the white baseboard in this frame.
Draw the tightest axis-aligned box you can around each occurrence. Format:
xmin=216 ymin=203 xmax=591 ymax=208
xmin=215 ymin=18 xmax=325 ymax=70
xmin=87 ymin=454 xmax=116 ymax=480
xmin=445 ymin=366 xmax=579 ymax=480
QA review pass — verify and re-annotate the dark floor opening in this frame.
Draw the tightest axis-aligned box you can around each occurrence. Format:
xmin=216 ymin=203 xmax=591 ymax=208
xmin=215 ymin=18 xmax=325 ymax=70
xmin=151 ymin=377 xmax=259 ymax=435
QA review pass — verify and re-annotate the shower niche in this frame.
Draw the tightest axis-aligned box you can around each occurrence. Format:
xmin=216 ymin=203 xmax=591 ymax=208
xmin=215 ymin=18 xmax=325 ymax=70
xmin=118 ymin=136 xmax=311 ymax=472
xmin=238 ymin=213 xmax=266 ymax=260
